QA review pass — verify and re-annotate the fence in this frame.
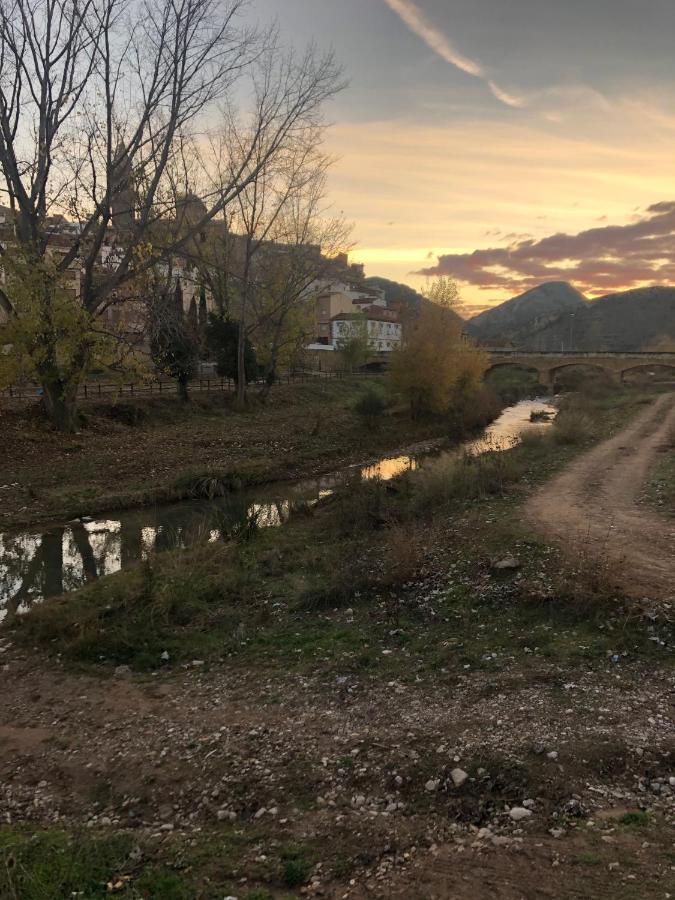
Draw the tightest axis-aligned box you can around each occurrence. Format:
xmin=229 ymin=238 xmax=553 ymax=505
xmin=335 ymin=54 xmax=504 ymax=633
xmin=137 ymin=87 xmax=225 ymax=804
xmin=1 ymin=369 xmax=383 ymax=404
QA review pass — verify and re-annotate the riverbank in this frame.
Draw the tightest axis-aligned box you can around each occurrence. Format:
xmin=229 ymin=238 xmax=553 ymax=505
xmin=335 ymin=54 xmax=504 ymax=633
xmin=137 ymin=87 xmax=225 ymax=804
xmin=0 ymin=378 xmax=500 ymax=532
xmin=2 ymin=383 xmax=673 ymax=899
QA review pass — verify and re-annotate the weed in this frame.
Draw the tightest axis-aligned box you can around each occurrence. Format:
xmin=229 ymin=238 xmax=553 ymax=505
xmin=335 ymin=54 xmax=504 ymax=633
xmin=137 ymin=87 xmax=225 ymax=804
xmin=551 ymin=409 xmax=594 ymax=445
xmin=620 ymin=811 xmax=652 ymax=828
xmin=576 ymin=851 xmax=603 ymax=866
xmin=280 ymin=845 xmax=313 ymax=888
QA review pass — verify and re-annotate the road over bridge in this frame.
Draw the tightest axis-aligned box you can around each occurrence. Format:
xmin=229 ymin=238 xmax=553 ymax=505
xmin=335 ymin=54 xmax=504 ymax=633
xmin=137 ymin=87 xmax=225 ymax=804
xmin=488 ymin=350 xmax=675 ymax=388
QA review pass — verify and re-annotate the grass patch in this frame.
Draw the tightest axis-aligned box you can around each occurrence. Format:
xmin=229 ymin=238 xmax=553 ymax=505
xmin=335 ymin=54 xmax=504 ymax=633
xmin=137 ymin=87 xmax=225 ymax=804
xmin=0 ymin=826 xmax=317 ymax=899
xmin=642 ymin=423 xmax=675 ymax=516
xmin=620 ymin=811 xmax=653 ymax=829
xmin=575 ymin=851 xmax=603 ymax=866
xmin=0 ymin=829 xmax=137 ymax=899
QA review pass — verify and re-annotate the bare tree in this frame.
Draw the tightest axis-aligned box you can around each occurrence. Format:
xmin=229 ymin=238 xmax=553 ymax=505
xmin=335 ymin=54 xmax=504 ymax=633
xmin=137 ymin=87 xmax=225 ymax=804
xmin=249 ymin=163 xmax=353 ymax=398
xmin=215 ymin=47 xmax=345 ymax=406
xmin=0 ymin=0 xmax=343 ymax=430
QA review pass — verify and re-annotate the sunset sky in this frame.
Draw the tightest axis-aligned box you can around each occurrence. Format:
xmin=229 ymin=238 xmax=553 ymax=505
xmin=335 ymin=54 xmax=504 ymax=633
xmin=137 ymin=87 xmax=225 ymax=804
xmin=250 ymin=0 xmax=675 ymax=314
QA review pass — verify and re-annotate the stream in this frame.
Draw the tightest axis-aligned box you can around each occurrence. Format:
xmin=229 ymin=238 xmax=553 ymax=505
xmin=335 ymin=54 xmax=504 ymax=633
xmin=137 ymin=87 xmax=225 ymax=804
xmin=0 ymin=398 xmax=556 ymax=617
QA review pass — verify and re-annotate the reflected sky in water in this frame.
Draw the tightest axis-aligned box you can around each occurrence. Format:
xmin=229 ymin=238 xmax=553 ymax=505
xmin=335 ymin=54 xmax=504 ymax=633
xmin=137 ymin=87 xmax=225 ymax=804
xmin=0 ymin=399 xmax=555 ymax=616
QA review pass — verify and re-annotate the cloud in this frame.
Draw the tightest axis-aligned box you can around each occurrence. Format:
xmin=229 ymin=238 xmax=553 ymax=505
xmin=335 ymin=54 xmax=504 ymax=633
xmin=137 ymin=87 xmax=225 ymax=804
xmin=382 ymin=0 xmax=525 ymax=108
xmin=418 ymin=202 xmax=675 ymax=296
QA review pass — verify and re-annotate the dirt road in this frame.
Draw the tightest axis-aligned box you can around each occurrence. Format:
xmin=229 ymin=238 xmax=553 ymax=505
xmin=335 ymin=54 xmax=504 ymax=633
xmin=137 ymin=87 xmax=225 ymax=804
xmin=526 ymin=392 xmax=675 ymax=606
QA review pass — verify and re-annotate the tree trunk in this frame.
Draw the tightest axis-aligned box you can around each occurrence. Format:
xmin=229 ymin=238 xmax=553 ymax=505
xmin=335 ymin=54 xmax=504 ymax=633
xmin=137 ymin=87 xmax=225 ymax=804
xmin=178 ymin=374 xmax=190 ymax=403
xmin=41 ymin=376 xmax=80 ymax=432
xmin=259 ymin=366 xmax=276 ymax=402
xmin=236 ymin=254 xmax=252 ymax=409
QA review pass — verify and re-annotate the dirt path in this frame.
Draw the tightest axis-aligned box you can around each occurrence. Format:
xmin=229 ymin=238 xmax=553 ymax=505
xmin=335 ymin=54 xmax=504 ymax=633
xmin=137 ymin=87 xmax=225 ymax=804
xmin=526 ymin=393 xmax=675 ymax=606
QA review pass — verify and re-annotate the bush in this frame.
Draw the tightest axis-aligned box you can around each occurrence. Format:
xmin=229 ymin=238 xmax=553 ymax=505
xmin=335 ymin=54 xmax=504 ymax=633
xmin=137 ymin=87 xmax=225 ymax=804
xmin=446 ymin=382 xmax=502 ymax=438
xmin=412 ymin=448 xmax=524 ymax=512
xmin=354 ymin=385 xmax=387 ymax=424
xmin=551 ymin=410 xmax=593 ymax=445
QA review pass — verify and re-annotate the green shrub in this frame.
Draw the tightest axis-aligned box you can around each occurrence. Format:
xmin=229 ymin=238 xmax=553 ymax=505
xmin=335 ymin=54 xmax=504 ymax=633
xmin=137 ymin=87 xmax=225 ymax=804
xmin=280 ymin=847 xmax=312 ymax=888
xmin=354 ymin=385 xmax=388 ymax=424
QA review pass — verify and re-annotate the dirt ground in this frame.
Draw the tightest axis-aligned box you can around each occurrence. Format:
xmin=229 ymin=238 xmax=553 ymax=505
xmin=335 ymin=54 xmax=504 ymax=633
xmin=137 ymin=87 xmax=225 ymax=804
xmin=1 ymin=393 xmax=674 ymax=897
xmin=526 ymin=392 xmax=675 ymax=608
xmin=0 ymin=631 xmax=673 ymax=897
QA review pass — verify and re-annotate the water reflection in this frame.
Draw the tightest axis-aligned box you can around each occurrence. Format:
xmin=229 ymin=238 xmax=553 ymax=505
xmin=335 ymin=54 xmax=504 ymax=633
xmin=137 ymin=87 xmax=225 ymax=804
xmin=0 ymin=398 xmax=555 ymax=614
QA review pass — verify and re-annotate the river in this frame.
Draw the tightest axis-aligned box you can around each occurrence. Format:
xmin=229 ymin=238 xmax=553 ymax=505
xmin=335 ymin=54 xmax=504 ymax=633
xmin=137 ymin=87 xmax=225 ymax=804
xmin=0 ymin=398 xmax=556 ymax=616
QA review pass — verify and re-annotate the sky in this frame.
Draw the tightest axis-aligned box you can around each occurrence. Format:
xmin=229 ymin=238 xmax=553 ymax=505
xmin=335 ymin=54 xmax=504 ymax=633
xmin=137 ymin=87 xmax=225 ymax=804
xmin=247 ymin=0 xmax=675 ymax=314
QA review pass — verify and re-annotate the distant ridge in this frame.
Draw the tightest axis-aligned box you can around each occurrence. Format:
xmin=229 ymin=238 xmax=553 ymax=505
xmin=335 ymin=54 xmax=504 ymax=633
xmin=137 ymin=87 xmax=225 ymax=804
xmin=465 ymin=282 xmax=586 ymax=346
xmin=466 ymin=283 xmax=675 ymax=351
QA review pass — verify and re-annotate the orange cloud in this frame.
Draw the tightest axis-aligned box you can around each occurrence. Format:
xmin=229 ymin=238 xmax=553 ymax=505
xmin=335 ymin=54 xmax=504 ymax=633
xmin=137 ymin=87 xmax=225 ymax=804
xmin=419 ymin=201 xmax=675 ymax=295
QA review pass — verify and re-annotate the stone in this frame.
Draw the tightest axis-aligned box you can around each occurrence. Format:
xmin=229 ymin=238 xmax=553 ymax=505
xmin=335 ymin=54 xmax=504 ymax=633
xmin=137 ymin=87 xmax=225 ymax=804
xmin=509 ymin=807 xmax=532 ymax=822
xmin=492 ymin=556 xmax=521 ymax=572
xmin=450 ymin=768 xmax=469 ymax=788
xmin=425 ymin=779 xmax=440 ymax=792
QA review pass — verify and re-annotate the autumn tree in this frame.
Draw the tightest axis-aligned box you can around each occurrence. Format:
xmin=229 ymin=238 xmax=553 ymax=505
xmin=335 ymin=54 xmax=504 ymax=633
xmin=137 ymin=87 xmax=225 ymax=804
xmin=389 ymin=286 xmax=488 ymax=419
xmin=422 ymin=275 xmax=461 ymax=310
xmin=0 ymin=0 xmax=342 ymax=430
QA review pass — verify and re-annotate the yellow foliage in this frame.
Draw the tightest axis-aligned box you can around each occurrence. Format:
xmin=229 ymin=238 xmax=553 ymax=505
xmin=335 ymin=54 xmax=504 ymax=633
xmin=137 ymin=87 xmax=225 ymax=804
xmin=0 ymin=250 xmax=141 ymax=390
xmin=388 ymin=303 xmax=488 ymax=418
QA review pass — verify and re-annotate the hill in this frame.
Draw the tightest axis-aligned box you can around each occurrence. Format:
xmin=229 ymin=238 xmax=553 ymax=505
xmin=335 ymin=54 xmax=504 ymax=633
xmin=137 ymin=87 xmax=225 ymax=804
xmin=365 ymin=276 xmax=463 ymax=327
xmin=466 ymin=283 xmax=675 ymax=351
xmin=365 ymin=276 xmax=426 ymax=311
xmin=465 ymin=282 xmax=587 ymax=346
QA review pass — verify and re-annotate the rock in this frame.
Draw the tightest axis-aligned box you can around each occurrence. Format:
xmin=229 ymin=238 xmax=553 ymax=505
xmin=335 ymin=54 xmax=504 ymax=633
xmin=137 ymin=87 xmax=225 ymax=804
xmin=509 ymin=807 xmax=532 ymax=822
xmin=114 ymin=665 xmax=131 ymax=678
xmin=546 ymin=751 xmax=559 ymax=760
xmin=254 ymin=807 xmax=266 ymax=819
xmin=522 ymin=799 xmax=535 ymax=809
xmin=450 ymin=768 xmax=469 ymax=788
xmin=425 ymin=779 xmax=440 ymax=792
xmin=492 ymin=556 xmax=521 ymax=572
xmin=160 ymin=651 xmax=170 ymax=661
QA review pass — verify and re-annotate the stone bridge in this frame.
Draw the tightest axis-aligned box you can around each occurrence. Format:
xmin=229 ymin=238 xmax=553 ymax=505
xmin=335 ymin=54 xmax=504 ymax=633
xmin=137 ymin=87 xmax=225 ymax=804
xmin=488 ymin=350 xmax=675 ymax=388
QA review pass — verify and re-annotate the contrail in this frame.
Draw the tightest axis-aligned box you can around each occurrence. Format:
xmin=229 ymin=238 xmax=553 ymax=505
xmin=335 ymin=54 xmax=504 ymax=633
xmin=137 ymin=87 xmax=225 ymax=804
xmin=383 ymin=0 xmax=526 ymax=108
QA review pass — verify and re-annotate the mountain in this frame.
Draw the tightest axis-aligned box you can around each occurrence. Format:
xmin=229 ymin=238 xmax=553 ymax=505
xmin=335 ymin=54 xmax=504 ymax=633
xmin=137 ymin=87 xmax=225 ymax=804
xmin=466 ymin=283 xmax=675 ymax=351
xmin=465 ymin=282 xmax=587 ymax=346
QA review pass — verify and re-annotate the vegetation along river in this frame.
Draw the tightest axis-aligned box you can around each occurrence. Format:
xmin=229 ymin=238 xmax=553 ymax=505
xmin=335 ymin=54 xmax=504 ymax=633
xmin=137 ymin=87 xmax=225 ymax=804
xmin=0 ymin=398 xmax=556 ymax=616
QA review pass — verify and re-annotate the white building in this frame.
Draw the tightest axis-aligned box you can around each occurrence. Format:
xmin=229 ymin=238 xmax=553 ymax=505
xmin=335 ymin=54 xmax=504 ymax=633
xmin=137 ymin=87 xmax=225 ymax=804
xmin=330 ymin=305 xmax=402 ymax=353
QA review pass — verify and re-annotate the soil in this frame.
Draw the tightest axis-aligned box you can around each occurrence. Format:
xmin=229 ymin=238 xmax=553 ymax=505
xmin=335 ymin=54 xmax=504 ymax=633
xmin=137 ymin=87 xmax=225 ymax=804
xmin=526 ymin=392 xmax=675 ymax=608
xmin=0 ymin=635 xmax=673 ymax=898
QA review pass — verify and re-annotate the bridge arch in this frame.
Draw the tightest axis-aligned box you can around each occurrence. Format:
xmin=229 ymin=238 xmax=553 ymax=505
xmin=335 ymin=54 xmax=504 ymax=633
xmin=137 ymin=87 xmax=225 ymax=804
xmin=485 ymin=361 xmax=542 ymax=378
xmin=621 ymin=363 xmax=675 ymax=384
xmin=548 ymin=362 xmax=616 ymax=388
